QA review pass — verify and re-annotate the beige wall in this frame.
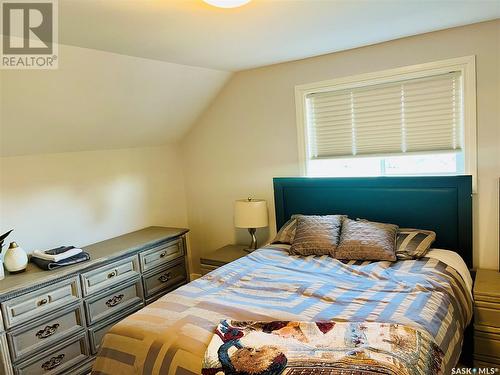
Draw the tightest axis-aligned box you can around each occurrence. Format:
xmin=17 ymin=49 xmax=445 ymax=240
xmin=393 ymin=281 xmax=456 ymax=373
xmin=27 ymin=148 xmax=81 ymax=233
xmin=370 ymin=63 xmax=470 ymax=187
xmin=0 ymin=43 xmax=216 ymax=270
xmin=0 ymin=145 xmax=188 ymax=253
xmin=0 ymin=20 xmax=498 ymax=273
xmin=181 ymin=20 xmax=500 ymax=272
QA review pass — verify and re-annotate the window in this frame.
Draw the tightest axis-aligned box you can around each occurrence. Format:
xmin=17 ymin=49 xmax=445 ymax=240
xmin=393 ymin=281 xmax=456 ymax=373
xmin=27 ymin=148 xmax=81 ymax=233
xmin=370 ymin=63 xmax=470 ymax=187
xmin=307 ymin=153 xmax=462 ymax=177
xmin=295 ymin=56 xmax=476 ymax=189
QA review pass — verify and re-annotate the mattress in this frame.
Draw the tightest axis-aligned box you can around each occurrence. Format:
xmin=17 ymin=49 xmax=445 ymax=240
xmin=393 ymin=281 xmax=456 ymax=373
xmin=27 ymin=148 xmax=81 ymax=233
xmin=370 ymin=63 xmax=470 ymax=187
xmin=92 ymin=245 xmax=472 ymax=375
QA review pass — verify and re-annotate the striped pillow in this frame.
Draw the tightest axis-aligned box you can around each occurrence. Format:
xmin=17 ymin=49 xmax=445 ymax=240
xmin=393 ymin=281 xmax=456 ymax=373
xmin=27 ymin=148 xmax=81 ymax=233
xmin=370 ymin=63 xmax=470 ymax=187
xmin=396 ymin=229 xmax=436 ymax=259
xmin=271 ymin=216 xmax=298 ymax=244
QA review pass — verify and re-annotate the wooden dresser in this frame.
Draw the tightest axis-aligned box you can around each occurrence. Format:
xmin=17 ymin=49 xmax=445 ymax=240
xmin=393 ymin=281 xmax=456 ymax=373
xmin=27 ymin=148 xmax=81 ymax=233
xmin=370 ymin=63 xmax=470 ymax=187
xmin=0 ymin=226 xmax=189 ymax=375
xmin=473 ymin=268 xmax=500 ymax=367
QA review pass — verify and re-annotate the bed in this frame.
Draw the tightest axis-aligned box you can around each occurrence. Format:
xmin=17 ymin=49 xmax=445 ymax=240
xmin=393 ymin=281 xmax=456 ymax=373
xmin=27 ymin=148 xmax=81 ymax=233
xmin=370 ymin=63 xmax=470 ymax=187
xmin=92 ymin=176 xmax=473 ymax=375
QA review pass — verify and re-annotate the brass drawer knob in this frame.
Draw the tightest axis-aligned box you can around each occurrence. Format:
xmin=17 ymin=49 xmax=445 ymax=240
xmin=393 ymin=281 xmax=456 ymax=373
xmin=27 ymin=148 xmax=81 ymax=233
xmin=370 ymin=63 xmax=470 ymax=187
xmin=158 ymin=272 xmax=171 ymax=283
xmin=159 ymin=252 xmax=167 ymax=258
xmin=41 ymin=353 xmax=65 ymax=371
xmin=36 ymin=323 xmax=60 ymax=339
xmin=107 ymin=271 xmax=117 ymax=279
xmin=38 ymin=298 xmax=48 ymax=306
xmin=105 ymin=294 xmax=124 ymax=307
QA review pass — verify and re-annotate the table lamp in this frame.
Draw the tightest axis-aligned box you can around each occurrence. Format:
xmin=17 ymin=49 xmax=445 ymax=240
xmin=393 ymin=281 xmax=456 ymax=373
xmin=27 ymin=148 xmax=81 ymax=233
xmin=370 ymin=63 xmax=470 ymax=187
xmin=234 ymin=198 xmax=268 ymax=252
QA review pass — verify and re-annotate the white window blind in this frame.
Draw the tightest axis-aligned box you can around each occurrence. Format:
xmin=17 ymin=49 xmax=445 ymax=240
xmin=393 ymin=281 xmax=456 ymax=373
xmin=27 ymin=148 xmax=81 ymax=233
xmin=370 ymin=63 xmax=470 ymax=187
xmin=306 ymin=71 xmax=463 ymax=159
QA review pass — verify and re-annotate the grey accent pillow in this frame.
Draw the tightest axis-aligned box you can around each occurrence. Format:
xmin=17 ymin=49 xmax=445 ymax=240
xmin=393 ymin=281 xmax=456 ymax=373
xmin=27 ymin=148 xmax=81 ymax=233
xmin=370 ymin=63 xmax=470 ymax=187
xmin=336 ymin=218 xmax=398 ymax=261
xmin=271 ymin=216 xmax=297 ymax=245
xmin=289 ymin=215 xmax=344 ymax=256
xmin=396 ymin=228 xmax=436 ymax=259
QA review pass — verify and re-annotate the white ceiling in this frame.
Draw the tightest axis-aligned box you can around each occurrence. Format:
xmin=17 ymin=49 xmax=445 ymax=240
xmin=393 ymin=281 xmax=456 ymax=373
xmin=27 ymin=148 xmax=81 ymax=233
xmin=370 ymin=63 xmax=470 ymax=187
xmin=59 ymin=0 xmax=500 ymax=71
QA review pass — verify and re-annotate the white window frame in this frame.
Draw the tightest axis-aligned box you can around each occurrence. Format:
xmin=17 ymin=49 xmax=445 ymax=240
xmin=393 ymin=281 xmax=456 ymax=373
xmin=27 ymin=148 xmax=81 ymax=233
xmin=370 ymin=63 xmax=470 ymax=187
xmin=295 ymin=56 xmax=477 ymax=191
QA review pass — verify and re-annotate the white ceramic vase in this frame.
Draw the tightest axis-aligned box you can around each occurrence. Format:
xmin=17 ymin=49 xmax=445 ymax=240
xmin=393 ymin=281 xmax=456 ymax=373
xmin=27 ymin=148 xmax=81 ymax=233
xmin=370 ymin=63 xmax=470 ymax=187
xmin=4 ymin=242 xmax=28 ymax=273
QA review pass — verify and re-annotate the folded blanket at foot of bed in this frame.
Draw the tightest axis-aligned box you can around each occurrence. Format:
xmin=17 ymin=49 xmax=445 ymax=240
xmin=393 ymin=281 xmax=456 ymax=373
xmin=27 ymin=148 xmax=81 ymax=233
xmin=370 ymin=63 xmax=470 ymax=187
xmin=202 ymin=320 xmax=444 ymax=375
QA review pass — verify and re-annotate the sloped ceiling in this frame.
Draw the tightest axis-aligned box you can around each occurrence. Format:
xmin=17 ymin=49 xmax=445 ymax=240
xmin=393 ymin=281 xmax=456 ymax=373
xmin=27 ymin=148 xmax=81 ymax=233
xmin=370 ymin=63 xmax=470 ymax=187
xmin=59 ymin=0 xmax=500 ymax=71
xmin=0 ymin=45 xmax=230 ymax=156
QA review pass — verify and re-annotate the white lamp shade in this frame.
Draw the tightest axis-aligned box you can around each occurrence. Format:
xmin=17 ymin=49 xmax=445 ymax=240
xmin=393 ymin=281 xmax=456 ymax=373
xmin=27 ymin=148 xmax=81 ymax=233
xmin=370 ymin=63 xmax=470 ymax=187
xmin=234 ymin=199 xmax=268 ymax=228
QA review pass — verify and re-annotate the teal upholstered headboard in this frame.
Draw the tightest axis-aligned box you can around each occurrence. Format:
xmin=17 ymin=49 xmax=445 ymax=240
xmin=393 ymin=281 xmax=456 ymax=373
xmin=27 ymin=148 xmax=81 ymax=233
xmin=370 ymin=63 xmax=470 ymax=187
xmin=273 ymin=176 xmax=473 ymax=267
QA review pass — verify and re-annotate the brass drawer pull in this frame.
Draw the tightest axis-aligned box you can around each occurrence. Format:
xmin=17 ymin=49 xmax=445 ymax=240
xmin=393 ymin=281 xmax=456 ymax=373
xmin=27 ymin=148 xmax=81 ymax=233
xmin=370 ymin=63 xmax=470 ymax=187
xmin=158 ymin=272 xmax=171 ymax=283
xmin=38 ymin=298 xmax=48 ymax=306
xmin=41 ymin=354 xmax=65 ymax=371
xmin=107 ymin=271 xmax=117 ymax=279
xmin=36 ymin=323 xmax=60 ymax=339
xmin=105 ymin=294 xmax=124 ymax=307
xmin=159 ymin=252 xmax=167 ymax=258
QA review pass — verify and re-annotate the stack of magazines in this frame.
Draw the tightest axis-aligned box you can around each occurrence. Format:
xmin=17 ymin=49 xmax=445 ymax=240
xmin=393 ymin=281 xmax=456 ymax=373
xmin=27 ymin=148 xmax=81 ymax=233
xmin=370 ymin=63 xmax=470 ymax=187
xmin=31 ymin=246 xmax=90 ymax=270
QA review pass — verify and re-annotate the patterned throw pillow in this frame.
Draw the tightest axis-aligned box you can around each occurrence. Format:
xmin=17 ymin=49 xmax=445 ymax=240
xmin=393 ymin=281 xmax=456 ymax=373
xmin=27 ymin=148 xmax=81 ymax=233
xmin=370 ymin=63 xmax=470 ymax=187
xmin=336 ymin=218 xmax=398 ymax=261
xmin=271 ymin=216 xmax=297 ymax=245
xmin=396 ymin=229 xmax=436 ymax=259
xmin=289 ymin=215 xmax=344 ymax=256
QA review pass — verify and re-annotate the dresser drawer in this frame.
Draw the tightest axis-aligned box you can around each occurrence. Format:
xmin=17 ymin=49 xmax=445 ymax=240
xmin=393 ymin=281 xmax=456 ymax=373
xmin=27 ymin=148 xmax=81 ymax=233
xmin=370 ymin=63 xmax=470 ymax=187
xmin=0 ymin=332 xmax=10 ymax=375
xmin=143 ymin=260 xmax=187 ymax=299
xmin=139 ymin=239 xmax=184 ymax=273
xmin=81 ymin=256 xmax=140 ymax=296
xmin=0 ymin=310 xmax=4 ymax=332
xmin=474 ymin=329 xmax=500 ymax=360
xmin=13 ymin=332 xmax=90 ymax=375
xmin=474 ymin=356 xmax=500 ymax=367
xmin=88 ymin=304 xmax=142 ymax=355
xmin=7 ymin=302 xmax=85 ymax=363
xmin=1 ymin=277 xmax=80 ymax=329
xmin=84 ymin=278 xmax=144 ymax=325
xmin=475 ymin=300 xmax=500 ymax=328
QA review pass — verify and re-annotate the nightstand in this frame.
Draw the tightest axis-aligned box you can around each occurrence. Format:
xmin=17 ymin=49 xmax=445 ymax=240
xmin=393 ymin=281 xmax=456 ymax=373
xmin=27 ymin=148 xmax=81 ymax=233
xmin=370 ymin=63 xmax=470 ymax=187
xmin=473 ymin=269 xmax=500 ymax=367
xmin=200 ymin=244 xmax=248 ymax=275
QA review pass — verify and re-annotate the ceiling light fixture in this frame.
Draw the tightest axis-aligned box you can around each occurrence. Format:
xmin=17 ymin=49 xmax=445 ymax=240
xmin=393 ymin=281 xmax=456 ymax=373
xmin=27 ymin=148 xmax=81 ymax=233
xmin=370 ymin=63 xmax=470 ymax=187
xmin=203 ymin=0 xmax=251 ymax=8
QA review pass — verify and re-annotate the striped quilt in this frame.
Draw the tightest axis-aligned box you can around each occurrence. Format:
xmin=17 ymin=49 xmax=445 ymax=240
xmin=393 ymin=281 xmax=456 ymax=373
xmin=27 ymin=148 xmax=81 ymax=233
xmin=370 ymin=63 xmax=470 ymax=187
xmin=92 ymin=245 xmax=472 ymax=375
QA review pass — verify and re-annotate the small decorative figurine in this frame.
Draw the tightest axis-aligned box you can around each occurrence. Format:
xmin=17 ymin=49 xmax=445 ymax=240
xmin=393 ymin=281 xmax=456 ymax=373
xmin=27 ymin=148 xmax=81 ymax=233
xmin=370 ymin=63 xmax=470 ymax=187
xmin=4 ymin=241 xmax=28 ymax=274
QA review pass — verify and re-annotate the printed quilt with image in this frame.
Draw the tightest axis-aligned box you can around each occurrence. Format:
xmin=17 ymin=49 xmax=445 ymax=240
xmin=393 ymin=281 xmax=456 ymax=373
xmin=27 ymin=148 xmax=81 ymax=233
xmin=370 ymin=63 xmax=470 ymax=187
xmin=202 ymin=320 xmax=444 ymax=375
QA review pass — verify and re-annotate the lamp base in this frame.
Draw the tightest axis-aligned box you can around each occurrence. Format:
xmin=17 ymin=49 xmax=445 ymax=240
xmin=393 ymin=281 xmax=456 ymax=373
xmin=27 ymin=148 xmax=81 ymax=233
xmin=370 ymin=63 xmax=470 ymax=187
xmin=245 ymin=228 xmax=257 ymax=252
